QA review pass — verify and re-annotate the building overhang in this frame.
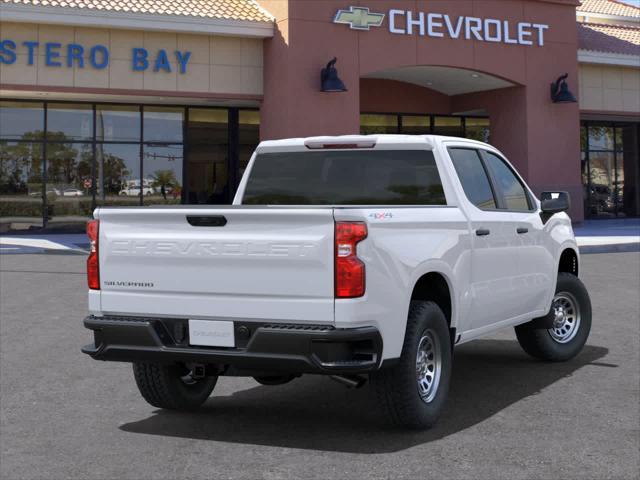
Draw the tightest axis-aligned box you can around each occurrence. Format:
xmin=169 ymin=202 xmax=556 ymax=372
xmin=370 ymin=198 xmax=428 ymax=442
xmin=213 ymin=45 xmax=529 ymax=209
xmin=578 ymin=49 xmax=640 ymax=67
xmin=0 ymin=3 xmax=275 ymax=38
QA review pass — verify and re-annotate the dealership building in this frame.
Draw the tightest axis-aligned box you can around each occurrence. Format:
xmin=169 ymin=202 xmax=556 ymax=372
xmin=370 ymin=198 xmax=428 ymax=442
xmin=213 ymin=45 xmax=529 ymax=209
xmin=0 ymin=0 xmax=638 ymax=230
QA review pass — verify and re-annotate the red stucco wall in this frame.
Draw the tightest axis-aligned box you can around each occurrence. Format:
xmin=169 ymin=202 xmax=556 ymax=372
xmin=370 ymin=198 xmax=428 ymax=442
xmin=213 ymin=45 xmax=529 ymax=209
xmin=258 ymin=0 xmax=583 ymax=220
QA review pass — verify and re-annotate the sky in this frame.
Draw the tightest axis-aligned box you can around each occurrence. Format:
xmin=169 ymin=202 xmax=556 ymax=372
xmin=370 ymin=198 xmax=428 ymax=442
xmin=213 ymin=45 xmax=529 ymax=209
xmin=617 ymin=0 xmax=640 ymax=7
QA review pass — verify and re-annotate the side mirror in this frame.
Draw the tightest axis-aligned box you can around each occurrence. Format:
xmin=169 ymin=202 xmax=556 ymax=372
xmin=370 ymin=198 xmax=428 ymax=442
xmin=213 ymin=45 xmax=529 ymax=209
xmin=541 ymin=191 xmax=570 ymax=215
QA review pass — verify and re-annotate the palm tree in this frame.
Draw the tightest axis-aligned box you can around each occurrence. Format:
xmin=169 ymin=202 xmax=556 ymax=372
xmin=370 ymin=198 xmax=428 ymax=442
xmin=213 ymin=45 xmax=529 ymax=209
xmin=151 ymin=170 xmax=179 ymax=200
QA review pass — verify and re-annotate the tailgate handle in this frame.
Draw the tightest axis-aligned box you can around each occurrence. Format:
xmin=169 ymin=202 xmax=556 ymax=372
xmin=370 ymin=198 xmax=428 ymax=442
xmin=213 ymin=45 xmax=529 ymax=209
xmin=187 ymin=215 xmax=227 ymax=227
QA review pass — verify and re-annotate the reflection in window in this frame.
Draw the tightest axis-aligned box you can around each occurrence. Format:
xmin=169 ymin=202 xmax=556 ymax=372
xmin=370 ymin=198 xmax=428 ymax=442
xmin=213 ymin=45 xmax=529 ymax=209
xmin=360 ymin=114 xmax=398 ymax=134
xmin=96 ymin=143 xmax=141 ymax=206
xmin=186 ymin=108 xmax=228 ymax=204
xmin=47 ymin=143 xmax=94 ymax=222
xmin=0 ymin=141 xmax=44 ymax=228
xmin=483 ymin=151 xmax=530 ymax=211
xmin=143 ymin=107 xmax=183 ymax=143
xmin=449 ymin=148 xmax=496 ymax=209
xmin=97 ymin=105 xmax=140 ymax=142
xmin=588 ymin=151 xmax=616 ymax=217
xmin=0 ymin=101 xmax=44 ymax=140
xmin=47 ymin=103 xmax=93 ymax=141
xmin=588 ymin=126 xmax=614 ymax=151
xmin=143 ymin=144 xmax=183 ymax=205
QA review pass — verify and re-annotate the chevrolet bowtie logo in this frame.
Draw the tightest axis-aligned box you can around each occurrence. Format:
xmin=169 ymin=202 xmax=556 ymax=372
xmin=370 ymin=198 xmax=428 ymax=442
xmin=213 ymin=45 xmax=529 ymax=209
xmin=334 ymin=6 xmax=385 ymax=31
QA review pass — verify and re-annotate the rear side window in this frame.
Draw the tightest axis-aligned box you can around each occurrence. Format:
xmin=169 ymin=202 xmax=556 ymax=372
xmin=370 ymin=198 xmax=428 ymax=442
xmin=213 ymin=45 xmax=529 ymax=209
xmin=482 ymin=151 xmax=532 ymax=211
xmin=242 ymin=150 xmax=446 ymax=205
xmin=448 ymin=148 xmax=497 ymax=209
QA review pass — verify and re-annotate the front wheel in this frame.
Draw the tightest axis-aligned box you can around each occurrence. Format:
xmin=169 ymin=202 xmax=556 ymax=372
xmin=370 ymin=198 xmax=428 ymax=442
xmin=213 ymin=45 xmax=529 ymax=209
xmin=132 ymin=363 xmax=218 ymax=410
xmin=515 ymin=273 xmax=592 ymax=362
xmin=370 ymin=301 xmax=452 ymax=429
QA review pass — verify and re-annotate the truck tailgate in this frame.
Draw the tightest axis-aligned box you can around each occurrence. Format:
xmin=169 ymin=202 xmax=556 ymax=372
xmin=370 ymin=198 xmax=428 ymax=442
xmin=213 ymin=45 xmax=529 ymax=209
xmin=95 ymin=208 xmax=335 ymax=324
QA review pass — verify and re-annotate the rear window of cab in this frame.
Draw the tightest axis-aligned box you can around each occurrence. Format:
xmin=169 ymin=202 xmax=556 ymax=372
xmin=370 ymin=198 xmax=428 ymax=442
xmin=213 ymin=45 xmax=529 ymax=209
xmin=242 ymin=150 xmax=447 ymax=205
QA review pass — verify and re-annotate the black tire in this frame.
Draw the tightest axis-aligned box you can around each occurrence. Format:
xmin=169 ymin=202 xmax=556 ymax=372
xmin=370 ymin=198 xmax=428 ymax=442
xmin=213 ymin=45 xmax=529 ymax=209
xmin=370 ymin=301 xmax=452 ymax=429
xmin=515 ymin=273 xmax=592 ymax=362
xmin=253 ymin=375 xmax=296 ymax=386
xmin=132 ymin=363 xmax=217 ymax=410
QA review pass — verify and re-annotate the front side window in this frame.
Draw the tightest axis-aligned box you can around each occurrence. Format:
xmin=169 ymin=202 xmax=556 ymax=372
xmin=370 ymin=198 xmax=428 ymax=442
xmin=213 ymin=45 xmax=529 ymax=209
xmin=243 ymin=150 xmax=446 ymax=205
xmin=482 ymin=151 xmax=531 ymax=211
xmin=448 ymin=148 xmax=496 ymax=209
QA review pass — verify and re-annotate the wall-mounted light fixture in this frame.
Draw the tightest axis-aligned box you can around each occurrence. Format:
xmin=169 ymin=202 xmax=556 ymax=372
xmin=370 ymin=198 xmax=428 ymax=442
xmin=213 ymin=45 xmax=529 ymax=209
xmin=321 ymin=57 xmax=347 ymax=92
xmin=550 ymin=73 xmax=577 ymax=104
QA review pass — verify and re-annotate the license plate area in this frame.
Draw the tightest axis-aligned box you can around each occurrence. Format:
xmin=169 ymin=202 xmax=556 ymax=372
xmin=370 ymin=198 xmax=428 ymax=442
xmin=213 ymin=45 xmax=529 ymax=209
xmin=188 ymin=319 xmax=235 ymax=347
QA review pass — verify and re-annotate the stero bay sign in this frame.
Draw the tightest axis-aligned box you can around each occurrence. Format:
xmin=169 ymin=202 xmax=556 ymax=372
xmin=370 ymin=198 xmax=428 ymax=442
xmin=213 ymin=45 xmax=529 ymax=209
xmin=334 ymin=6 xmax=550 ymax=46
xmin=0 ymin=40 xmax=192 ymax=73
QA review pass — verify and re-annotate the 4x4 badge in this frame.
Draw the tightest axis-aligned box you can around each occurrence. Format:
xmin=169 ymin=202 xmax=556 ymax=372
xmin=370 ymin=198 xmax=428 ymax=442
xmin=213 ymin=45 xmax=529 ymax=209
xmin=334 ymin=6 xmax=385 ymax=31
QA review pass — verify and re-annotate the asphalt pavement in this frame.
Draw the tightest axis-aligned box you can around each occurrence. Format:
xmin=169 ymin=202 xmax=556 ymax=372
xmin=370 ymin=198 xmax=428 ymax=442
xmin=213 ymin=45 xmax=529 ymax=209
xmin=0 ymin=252 xmax=638 ymax=480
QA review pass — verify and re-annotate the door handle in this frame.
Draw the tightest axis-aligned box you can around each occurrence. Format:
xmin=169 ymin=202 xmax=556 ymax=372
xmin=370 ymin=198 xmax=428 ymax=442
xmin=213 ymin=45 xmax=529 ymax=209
xmin=517 ymin=227 xmax=529 ymax=234
xmin=187 ymin=215 xmax=227 ymax=227
xmin=476 ymin=228 xmax=491 ymax=237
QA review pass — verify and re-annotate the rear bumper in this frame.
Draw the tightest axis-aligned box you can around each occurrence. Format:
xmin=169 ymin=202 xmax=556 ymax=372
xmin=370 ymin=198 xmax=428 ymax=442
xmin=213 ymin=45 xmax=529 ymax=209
xmin=81 ymin=315 xmax=382 ymax=375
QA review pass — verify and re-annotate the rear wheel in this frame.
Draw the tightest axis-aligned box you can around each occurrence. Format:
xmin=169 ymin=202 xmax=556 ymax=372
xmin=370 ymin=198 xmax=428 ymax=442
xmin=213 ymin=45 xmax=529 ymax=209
xmin=370 ymin=301 xmax=452 ymax=429
xmin=132 ymin=363 xmax=217 ymax=410
xmin=515 ymin=273 xmax=592 ymax=361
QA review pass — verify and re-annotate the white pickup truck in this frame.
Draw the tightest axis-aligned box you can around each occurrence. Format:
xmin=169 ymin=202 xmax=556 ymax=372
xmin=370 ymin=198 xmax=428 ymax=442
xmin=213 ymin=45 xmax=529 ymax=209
xmin=82 ymin=135 xmax=591 ymax=429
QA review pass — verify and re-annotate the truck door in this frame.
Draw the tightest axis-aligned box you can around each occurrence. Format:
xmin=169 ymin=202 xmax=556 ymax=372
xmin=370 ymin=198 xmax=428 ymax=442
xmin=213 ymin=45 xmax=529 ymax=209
xmin=479 ymin=150 xmax=555 ymax=316
xmin=447 ymin=147 xmax=528 ymax=332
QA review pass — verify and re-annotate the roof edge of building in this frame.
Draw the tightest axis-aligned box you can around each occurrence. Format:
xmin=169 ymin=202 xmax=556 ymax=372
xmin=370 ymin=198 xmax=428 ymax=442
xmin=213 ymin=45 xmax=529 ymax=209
xmin=578 ymin=49 xmax=640 ymax=67
xmin=0 ymin=3 xmax=275 ymax=38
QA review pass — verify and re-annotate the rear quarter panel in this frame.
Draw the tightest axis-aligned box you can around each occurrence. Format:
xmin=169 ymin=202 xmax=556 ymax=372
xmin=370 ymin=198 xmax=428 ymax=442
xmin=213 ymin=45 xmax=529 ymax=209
xmin=334 ymin=207 xmax=471 ymax=360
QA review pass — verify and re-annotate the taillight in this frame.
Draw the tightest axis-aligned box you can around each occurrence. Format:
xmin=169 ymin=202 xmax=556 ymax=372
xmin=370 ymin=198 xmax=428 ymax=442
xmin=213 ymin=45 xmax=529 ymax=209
xmin=335 ymin=222 xmax=367 ymax=298
xmin=87 ymin=219 xmax=100 ymax=290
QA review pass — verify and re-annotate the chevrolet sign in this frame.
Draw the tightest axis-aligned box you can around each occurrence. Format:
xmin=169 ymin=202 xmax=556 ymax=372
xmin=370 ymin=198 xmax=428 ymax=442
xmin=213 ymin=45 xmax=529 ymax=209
xmin=333 ymin=6 xmax=549 ymax=47
xmin=334 ymin=6 xmax=385 ymax=31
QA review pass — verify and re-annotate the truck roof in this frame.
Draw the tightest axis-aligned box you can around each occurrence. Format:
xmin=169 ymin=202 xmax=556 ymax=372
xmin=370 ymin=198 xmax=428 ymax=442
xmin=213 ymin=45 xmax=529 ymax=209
xmin=256 ymin=134 xmax=491 ymax=152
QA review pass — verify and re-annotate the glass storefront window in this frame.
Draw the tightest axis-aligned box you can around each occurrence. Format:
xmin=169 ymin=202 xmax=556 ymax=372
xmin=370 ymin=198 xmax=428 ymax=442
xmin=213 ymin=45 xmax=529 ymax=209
xmin=97 ymin=105 xmax=141 ymax=142
xmin=587 ymin=151 xmax=616 ymax=217
xmin=360 ymin=114 xmax=399 ymax=134
xmin=143 ymin=144 xmax=183 ymax=205
xmin=361 ymin=113 xmax=490 ymax=143
xmin=0 ymin=101 xmax=44 ymax=140
xmin=96 ymin=143 xmax=141 ymax=206
xmin=46 ymin=143 xmax=94 ymax=224
xmin=465 ymin=118 xmax=491 ymax=143
xmin=588 ymin=126 xmax=614 ymax=151
xmin=582 ymin=121 xmax=639 ymax=218
xmin=401 ymin=115 xmax=431 ymax=135
xmin=0 ymin=141 xmax=44 ymax=228
xmin=0 ymin=100 xmax=261 ymax=229
xmin=186 ymin=108 xmax=229 ymax=204
xmin=434 ymin=116 xmax=463 ymax=137
xmin=47 ymin=103 xmax=93 ymax=141
xmin=143 ymin=107 xmax=183 ymax=143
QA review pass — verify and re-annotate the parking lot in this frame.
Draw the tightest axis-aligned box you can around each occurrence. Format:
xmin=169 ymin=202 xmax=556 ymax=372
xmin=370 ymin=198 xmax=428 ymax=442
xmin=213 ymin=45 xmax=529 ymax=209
xmin=1 ymin=252 xmax=638 ymax=480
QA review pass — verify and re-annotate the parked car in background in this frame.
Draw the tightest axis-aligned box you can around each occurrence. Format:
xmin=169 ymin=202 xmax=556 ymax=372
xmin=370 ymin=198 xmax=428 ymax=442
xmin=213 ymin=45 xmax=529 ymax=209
xmin=119 ymin=186 xmax=154 ymax=196
xmin=62 ymin=188 xmax=85 ymax=197
xmin=30 ymin=188 xmax=61 ymax=197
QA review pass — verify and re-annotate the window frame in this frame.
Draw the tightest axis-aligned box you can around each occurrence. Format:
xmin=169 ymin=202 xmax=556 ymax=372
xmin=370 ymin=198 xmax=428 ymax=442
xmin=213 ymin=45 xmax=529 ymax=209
xmin=478 ymin=149 xmax=535 ymax=213
xmin=447 ymin=147 xmax=501 ymax=211
xmin=241 ymin=149 xmax=449 ymax=206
